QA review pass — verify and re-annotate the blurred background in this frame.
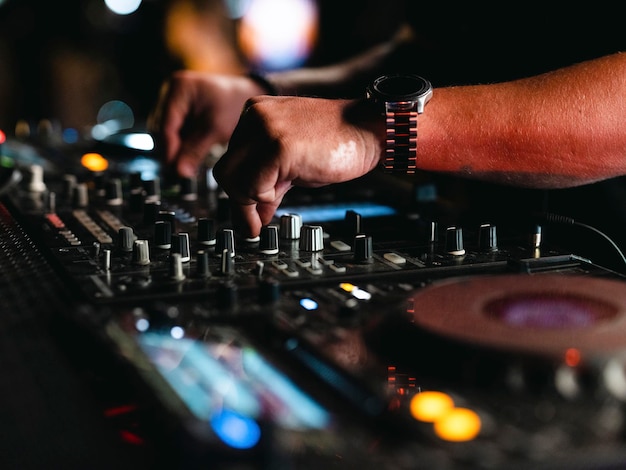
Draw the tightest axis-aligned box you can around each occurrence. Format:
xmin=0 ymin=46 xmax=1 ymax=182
xmin=0 ymin=0 xmax=405 ymax=142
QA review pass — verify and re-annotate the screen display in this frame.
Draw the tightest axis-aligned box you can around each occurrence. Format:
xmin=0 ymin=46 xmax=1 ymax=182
xmin=134 ymin=327 xmax=331 ymax=449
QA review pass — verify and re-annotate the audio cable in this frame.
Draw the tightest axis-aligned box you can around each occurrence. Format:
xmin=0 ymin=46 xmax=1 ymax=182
xmin=538 ymin=212 xmax=626 ymax=272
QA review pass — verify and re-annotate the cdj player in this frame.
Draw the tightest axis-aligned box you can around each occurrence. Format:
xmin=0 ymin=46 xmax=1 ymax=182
xmin=3 ymin=127 xmax=626 ymax=469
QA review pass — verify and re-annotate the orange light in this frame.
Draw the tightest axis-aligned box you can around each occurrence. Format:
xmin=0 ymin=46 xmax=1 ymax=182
xmin=410 ymin=391 xmax=454 ymax=422
xmin=433 ymin=407 xmax=482 ymax=442
xmin=564 ymin=348 xmax=581 ymax=367
xmin=81 ymin=152 xmax=109 ymax=172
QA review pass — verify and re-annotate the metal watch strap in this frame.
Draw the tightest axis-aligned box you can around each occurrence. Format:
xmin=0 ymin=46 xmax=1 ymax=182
xmin=383 ymin=106 xmax=418 ymax=174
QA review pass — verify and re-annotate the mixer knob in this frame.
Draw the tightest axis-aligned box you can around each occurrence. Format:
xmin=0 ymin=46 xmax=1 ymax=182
xmin=154 ymin=220 xmax=172 ymax=249
xmin=93 ymin=173 xmax=107 ymax=198
xmin=219 ymin=248 xmax=235 ymax=274
xmin=62 ymin=174 xmax=77 ymax=201
xmin=196 ymin=250 xmax=210 ymax=278
xmin=73 ymin=182 xmax=89 ymax=208
xmin=117 ymin=226 xmax=135 ymax=252
xmin=132 ymin=239 xmax=151 ymax=266
xmin=259 ymin=225 xmax=279 ymax=255
xmin=171 ymin=233 xmax=191 ymax=262
xmin=353 ymin=234 xmax=374 ymax=264
xmin=180 ymin=177 xmax=198 ymax=201
xmin=478 ymin=223 xmax=498 ymax=252
xmin=143 ymin=200 xmax=161 ymax=226
xmin=280 ymin=213 xmax=302 ymax=240
xmin=445 ymin=226 xmax=465 ymax=256
xmin=197 ymin=218 xmax=216 ymax=246
xmin=344 ymin=210 xmax=362 ymax=237
xmin=105 ymin=178 xmax=123 ymax=206
xmin=216 ymin=229 xmax=236 ymax=257
xmin=168 ymin=253 xmax=186 ymax=281
xmin=129 ymin=171 xmax=143 ymax=191
xmin=143 ymin=177 xmax=160 ymax=202
xmin=299 ymin=225 xmax=324 ymax=252
xmin=27 ymin=164 xmax=46 ymax=193
xmin=157 ymin=210 xmax=177 ymax=233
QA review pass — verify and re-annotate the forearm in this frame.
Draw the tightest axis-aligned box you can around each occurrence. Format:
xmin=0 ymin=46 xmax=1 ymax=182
xmin=418 ymin=52 xmax=626 ymax=188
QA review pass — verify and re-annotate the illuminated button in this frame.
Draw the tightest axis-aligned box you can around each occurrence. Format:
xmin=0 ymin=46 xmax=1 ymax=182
xmin=433 ymin=407 xmax=481 ymax=442
xmin=410 ymin=391 xmax=454 ymax=422
xmin=383 ymin=252 xmax=406 ymax=264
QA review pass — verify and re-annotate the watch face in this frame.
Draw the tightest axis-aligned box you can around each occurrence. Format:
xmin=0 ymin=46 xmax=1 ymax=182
xmin=371 ymin=75 xmax=432 ymax=102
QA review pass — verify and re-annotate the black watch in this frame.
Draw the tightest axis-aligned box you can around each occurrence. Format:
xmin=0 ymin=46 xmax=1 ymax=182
xmin=366 ymin=74 xmax=433 ymax=174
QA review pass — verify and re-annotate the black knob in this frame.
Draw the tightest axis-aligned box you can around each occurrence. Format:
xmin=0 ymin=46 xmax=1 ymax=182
xmin=154 ymin=220 xmax=172 ymax=249
xmin=180 ymin=177 xmax=198 ymax=201
xmin=445 ymin=226 xmax=465 ymax=256
xmin=196 ymin=250 xmax=210 ymax=278
xmin=197 ymin=218 xmax=216 ymax=246
xmin=105 ymin=178 xmax=123 ymax=206
xmin=478 ymin=223 xmax=498 ymax=252
xmin=143 ymin=200 xmax=161 ymax=225
xmin=353 ymin=234 xmax=373 ymax=264
xmin=171 ymin=233 xmax=191 ymax=262
xmin=345 ymin=210 xmax=362 ymax=237
xmin=259 ymin=277 xmax=281 ymax=303
xmin=259 ymin=225 xmax=279 ymax=255
xmin=216 ymin=228 xmax=235 ymax=257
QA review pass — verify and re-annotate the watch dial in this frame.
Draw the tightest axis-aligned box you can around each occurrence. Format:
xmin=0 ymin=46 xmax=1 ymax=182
xmin=374 ymin=75 xmax=431 ymax=101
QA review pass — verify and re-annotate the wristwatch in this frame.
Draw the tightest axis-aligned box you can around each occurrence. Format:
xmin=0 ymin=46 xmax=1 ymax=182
xmin=366 ymin=74 xmax=433 ymax=174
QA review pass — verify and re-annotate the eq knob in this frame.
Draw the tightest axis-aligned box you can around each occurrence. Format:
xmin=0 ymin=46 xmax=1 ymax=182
xmin=259 ymin=225 xmax=279 ymax=255
xmin=299 ymin=225 xmax=324 ymax=252
xmin=197 ymin=218 xmax=216 ymax=246
xmin=280 ymin=213 xmax=302 ymax=240
xmin=216 ymin=229 xmax=236 ymax=257
xmin=171 ymin=233 xmax=191 ymax=262
xmin=478 ymin=223 xmax=498 ymax=252
xmin=445 ymin=226 xmax=465 ymax=256
xmin=132 ymin=239 xmax=151 ymax=266
xmin=154 ymin=220 xmax=172 ymax=249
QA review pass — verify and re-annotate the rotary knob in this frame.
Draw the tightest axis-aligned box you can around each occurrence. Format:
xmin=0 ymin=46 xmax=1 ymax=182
xmin=197 ymin=218 xmax=216 ymax=246
xmin=478 ymin=223 xmax=498 ymax=252
xmin=259 ymin=225 xmax=279 ymax=255
xmin=154 ymin=220 xmax=172 ymax=249
xmin=216 ymin=228 xmax=236 ymax=257
xmin=299 ymin=225 xmax=324 ymax=252
xmin=445 ymin=226 xmax=465 ymax=256
xmin=171 ymin=233 xmax=191 ymax=262
xmin=280 ymin=213 xmax=302 ymax=240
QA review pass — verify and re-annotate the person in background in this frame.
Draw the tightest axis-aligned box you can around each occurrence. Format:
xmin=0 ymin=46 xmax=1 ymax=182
xmin=151 ymin=1 xmax=626 ymax=240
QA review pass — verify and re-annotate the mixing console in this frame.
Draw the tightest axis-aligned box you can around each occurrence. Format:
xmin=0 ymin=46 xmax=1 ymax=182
xmin=3 ymin=130 xmax=626 ymax=469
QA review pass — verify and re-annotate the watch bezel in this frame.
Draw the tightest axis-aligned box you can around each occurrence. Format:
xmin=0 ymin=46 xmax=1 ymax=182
xmin=367 ymin=74 xmax=432 ymax=103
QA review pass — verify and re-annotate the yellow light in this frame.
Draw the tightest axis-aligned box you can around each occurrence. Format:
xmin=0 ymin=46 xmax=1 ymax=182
xmin=410 ymin=391 xmax=454 ymax=422
xmin=81 ymin=152 xmax=109 ymax=172
xmin=433 ymin=407 xmax=482 ymax=442
xmin=339 ymin=282 xmax=355 ymax=292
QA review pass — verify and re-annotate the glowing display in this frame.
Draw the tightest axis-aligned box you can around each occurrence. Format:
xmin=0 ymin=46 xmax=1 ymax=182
xmin=81 ymin=153 xmax=109 ymax=172
xmin=275 ymin=202 xmax=396 ymax=223
xmin=136 ymin=331 xmax=330 ymax=448
xmin=433 ymin=408 xmax=482 ymax=442
xmin=410 ymin=391 xmax=454 ymax=422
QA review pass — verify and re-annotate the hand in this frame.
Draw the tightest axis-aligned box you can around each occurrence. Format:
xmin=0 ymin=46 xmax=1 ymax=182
xmin=149 ymin=70 xmax=269 ymax=178
xmin=213 ymin=95 xmax=384 ymax=238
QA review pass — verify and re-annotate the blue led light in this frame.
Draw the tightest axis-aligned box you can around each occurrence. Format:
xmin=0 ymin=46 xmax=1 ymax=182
xmin=299 ymin=298 xmax=318 ymax=310
xmin=210 ymin=409 xmax=261 ymax=449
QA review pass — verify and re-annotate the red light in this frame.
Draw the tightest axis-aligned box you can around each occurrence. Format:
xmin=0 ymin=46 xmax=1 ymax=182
xmin=564 ymin=348 xmax=582 ymax=367
xmin=0 ymin=129 xmax=6 ymax=144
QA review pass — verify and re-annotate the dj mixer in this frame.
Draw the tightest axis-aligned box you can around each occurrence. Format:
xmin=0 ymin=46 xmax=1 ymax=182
xmin=3 ymin=128 xmax=626 ymax=469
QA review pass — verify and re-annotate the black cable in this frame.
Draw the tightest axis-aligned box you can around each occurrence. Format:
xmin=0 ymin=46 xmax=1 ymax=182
xmin=539 ymin=212 xmax=626 ymax=271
